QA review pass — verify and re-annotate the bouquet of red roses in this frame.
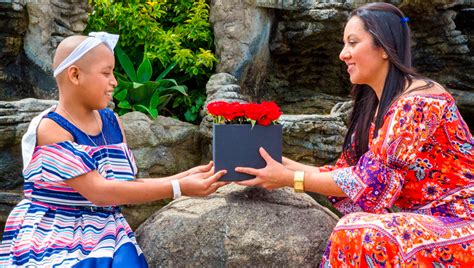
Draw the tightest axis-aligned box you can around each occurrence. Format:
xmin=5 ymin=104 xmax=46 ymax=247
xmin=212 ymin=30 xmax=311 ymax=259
xmin=207 ymin=101 xmax=282 ymax=126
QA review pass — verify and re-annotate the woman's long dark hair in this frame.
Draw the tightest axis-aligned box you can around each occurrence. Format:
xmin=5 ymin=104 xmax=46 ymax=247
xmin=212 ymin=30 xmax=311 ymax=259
xmin=343 ymin=2 xmax=432 ymax=165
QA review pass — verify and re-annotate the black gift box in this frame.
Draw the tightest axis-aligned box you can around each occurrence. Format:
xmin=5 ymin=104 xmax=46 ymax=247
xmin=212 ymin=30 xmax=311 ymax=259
xmin=212 ymin=124 xmax=283 ymax=181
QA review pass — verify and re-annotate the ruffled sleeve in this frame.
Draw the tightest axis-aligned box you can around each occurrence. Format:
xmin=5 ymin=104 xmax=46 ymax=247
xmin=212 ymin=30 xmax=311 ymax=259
xmin=24 ymin=141 xmax=98 ymax=182
xmin=330 ymin=95 xmax=448 ymax=214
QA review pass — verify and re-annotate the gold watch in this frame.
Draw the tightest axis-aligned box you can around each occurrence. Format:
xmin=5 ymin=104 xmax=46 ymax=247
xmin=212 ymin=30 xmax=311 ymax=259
xmin=293 ymin=171 xmax=305 ymax=193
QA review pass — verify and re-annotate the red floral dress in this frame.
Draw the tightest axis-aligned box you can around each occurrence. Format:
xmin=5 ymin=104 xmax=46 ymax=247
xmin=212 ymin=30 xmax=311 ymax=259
xmin=320 ymin=93 xmax=474 ymax=267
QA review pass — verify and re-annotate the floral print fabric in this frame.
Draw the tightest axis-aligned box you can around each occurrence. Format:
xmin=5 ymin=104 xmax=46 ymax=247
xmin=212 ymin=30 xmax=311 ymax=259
xmin=321 ymin=93 xmax=474 ymax=267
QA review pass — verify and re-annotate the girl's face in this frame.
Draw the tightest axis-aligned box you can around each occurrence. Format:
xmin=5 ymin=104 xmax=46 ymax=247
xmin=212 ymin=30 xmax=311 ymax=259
xmin=339 ymin=16 xmax=389 ymax=92
xmin=77 ymin=44 xmax=117 ymax=109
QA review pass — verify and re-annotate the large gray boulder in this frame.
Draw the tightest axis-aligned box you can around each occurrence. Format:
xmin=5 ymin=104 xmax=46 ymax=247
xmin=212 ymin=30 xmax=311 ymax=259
xmin=135 ymin=184 xmax=339 ymax=267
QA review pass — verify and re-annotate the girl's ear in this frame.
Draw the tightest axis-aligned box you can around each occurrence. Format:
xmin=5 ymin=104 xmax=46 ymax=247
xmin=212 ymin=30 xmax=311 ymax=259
xmin=67 ymin=65 xmax=80 ymax=85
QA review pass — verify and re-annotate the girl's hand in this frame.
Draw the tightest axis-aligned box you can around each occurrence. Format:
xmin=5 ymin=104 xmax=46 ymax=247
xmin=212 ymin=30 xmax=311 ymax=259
xmin=185 ymin=161 xmax=214 ymax=176
xmin=180 ymin=168 xmax=228 ymax=197
xmin=235 ymin=147 xmax=294 ymax=190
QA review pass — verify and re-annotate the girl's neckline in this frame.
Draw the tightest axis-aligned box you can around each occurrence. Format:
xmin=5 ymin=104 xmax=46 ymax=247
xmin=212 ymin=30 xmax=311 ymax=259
xmin=51 ymin=110 xmax=104 ymax=138
xmin=35 ymin=140 xmax=126 ymax=149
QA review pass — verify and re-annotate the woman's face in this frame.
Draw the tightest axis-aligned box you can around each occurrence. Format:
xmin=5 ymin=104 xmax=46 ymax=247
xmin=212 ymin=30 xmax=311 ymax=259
xmin=339 ymin=16 xmax=389 ymax=91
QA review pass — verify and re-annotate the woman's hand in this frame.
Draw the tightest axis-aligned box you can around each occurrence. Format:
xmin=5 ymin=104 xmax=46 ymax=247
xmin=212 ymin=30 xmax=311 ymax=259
xmin=282 ymin=156 xmax=295 ymax=169
xmin=235 ymin=147 xmax=294 ymax=190
xmin=180 ymin=168 xmax=228 ymax=197
xmin=185 ymin=161 xmax=214 ymax=176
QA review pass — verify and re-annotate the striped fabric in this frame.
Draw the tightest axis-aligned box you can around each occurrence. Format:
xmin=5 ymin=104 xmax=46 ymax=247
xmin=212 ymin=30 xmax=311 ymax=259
xmin=0 ymin=142 xmax=148 ymax=267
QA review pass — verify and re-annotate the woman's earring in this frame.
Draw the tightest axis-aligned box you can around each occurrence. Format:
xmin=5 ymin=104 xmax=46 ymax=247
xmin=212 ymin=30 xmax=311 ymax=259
xmin=383 ymin=53 xmax=388 ymax=59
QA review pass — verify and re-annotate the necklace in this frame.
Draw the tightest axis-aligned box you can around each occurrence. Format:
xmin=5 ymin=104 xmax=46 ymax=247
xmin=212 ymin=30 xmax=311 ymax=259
xmin=59 ymin=106 xmax=109 ymax=157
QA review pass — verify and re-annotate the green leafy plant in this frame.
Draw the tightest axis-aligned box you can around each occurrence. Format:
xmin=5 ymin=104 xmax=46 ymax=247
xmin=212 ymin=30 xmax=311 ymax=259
xmin=113 ymin=47 xmax=187 ymax=119
xmin=173 ymin=90 xmax=206 ymax=123
xmin=86 ymin=0 xmax=216 ymax=123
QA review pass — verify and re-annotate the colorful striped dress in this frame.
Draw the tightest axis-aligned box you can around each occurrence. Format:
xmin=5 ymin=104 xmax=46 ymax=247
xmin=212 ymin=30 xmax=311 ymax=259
xmin=320 ymin=93 xmax=474 ymax=267
xmin=0 ymin=109 xmax=148 ymax=267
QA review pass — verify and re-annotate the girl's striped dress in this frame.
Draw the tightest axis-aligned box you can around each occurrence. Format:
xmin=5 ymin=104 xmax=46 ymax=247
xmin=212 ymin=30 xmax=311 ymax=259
xmin=0 ymin=109 xmax=148 ymax=267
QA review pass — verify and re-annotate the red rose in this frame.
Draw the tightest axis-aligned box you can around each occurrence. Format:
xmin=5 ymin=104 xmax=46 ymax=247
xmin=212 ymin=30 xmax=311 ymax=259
xmin=260 ymin=101 xmax=282 ymax=122
xmin=207 ymin=101 xmax=228 ymax=117
xmin=244 ymin=103 xmax=264 ymax=121
xmin=222 ymin=102 xmax=245 ymax=121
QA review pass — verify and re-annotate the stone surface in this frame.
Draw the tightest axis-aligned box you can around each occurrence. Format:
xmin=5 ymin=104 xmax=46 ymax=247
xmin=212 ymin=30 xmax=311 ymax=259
xmin=122 ymin=112 xmax=204 ymax=178
xmin=200 ymin=73 xmax=250 ymax=140
xmin=210 ymin=0 xmax=274 ymax=96
xmin=280 ymin=101 xmax=350 ymax=166
xmin=135 ymin=184 xmax=338 ymax=267
xmin=0 ymin=0 xmax=89 ymax=102
xmin=0 ymin=98 xmax=57 ymax=189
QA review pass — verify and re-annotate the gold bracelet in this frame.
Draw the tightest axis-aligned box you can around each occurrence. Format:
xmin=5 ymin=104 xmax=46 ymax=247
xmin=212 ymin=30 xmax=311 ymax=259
xmin=294 ymin=171 xmax=304 ymax=193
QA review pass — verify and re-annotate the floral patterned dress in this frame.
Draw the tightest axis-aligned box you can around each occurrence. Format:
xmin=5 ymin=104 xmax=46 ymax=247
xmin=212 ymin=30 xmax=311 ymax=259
xmin=320 ymin=93 xmax=474 ymax=267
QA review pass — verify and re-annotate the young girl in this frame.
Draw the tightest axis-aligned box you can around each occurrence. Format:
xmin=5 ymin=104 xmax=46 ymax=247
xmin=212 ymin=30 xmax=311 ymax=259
xmin=236 ymin=2 xmax=473 ymax=266
xmin=0 ymin=32 xmax=227 ymax=267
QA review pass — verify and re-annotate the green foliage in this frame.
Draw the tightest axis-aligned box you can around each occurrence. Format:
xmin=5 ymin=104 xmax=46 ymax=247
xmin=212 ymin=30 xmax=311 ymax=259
xmin=114 ymin=46 xmax=188 ymax=119
xmin=173 ymin=89 xmax=206 ymax=123
xmin=86 ymin=0 xmax=216 ymax=122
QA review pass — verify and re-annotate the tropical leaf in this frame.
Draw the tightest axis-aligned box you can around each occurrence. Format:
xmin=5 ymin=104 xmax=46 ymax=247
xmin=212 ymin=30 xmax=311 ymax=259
xmin=137 ymin=57 xmax=153 ymax=83
xmin=113 ymin=88 xmax=127 ymax=101
xmin=115 ymin=46 xmax=137 ymax=82
xmin=118 ymin=100 xmax=132 ymax=109
xmin=156 ymin=61 xmax=178 ymax=81
xmin=157 ymin=94 xmax=173 ymax=111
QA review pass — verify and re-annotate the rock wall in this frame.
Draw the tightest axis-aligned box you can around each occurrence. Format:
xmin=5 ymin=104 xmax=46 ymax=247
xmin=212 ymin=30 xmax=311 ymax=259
xmin=210 ymin=0 xmax=274 ymax=97
xmin=0 ymin=1 xmax=31 ymax=100
xmin=0 ymin=0 xmax=89 ymax=102
xmin=402 ymin=1 xmax=474 ymax=122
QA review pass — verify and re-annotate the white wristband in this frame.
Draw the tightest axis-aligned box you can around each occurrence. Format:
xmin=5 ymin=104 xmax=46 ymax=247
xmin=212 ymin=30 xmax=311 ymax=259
xmin=171 ymin=180 xmax=181 ymax=199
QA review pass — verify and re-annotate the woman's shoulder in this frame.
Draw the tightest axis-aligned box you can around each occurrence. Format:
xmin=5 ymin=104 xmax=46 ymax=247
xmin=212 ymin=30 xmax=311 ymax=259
xmin=395 ymin=79 xmax=455 ymax=105
xmin=402 ymin=79 xmax=452 ymax=98
xmin=386 ymin=80 xmax=457 ymax=121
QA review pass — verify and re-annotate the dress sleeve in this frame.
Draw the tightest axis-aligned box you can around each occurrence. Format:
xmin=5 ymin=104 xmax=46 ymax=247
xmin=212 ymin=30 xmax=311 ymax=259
xmin=330 ymin=96 xmax=448 ymax=213
xmin=24 ymin=141 xmax=98 ymax=182
xmin=317 ymin=153 xmax=350 ymax=172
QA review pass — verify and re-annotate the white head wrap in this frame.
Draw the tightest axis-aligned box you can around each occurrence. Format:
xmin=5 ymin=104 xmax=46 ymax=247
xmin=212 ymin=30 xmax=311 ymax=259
xmin=22 ymin=32 xmax=119 ymax=171
xmin=53 ymin=31 xmax=119 ymax=77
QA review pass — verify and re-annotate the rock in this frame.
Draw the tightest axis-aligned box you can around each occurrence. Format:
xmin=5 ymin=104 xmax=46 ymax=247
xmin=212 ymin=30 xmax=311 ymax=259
xmin=210 ymin=1 xmax=274 ymax=96
xmin=121 ymin=112 xmax=204 ymax=178
xmin=0 ymin=98 xmax=57 ymax=189
xmin=199 ymin=73 xmax=250 ymax=139
xmin=280 ymin=109 xmax=348 ymax=166
xmin=135 ymin=184 xmax=338 ymax=267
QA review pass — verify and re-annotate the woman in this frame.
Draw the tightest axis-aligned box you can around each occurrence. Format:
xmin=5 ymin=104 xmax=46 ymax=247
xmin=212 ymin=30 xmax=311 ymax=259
xmin=236 ymin=2 xmax=473 ymax=266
